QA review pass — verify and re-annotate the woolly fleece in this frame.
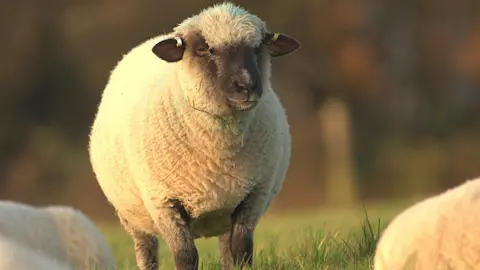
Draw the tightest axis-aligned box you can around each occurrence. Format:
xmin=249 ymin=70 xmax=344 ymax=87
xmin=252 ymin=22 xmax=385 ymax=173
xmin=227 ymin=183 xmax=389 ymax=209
xmin=0 ymin=234 xmax=72 ymax=270
xmin=374 ymin=177 xmax=480 ymax=270
xmin=88 ymin=2 xmax=291 ymax=238
xmin=0 ymin=201 xmax=116 ymax=269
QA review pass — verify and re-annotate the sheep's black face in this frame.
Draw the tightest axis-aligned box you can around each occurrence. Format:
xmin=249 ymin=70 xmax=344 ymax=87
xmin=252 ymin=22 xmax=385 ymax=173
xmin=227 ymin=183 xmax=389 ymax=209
xmin=223 ymin=46 xmax=264 ymax=112
xmin=152 ymin=31 xmax=300 ymax=113
xmin=192 ymin=38 xmax=264 ymax=112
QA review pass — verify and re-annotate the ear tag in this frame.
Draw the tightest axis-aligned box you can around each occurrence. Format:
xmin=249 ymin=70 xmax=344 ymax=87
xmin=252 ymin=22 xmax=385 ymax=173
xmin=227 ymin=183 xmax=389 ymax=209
xmin=174 ymin=37 xmax=183 ymax=47
xmin=265 ymin=33 xmax=280 ymax=45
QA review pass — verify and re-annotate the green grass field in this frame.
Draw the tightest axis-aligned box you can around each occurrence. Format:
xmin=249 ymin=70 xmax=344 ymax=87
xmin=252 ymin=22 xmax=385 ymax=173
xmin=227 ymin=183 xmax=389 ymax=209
xmin=99 ymin=201 xmax=411 ymax=270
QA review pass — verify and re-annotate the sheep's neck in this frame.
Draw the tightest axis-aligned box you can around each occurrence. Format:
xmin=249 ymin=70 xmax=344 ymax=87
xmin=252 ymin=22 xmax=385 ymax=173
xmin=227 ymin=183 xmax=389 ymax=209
xmin=192 ymin=106 xmax=248 ymax=135
xmin=188 ymin=107 xmax=252 ymax=148
xmin=161 ymin=93 xmax=255 ymax=156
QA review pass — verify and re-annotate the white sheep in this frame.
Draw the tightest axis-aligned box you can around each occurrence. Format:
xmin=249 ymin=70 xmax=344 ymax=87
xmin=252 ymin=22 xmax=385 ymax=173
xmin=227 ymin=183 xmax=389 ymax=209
xmin=0 ymin=233 xmax=72 ymax=270
xmin=88 ymin=2 xmax=300 ymax=270
xmin=374 ymin=177 xmax=480 ymax=270
xmin=0 ymin=200 xmax=116 ymax=270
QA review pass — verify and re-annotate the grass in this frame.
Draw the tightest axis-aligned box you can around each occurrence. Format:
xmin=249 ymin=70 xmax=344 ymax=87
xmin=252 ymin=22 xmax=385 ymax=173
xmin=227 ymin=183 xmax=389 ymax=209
xmin=99 ymin=201 xmax=410 ymax=269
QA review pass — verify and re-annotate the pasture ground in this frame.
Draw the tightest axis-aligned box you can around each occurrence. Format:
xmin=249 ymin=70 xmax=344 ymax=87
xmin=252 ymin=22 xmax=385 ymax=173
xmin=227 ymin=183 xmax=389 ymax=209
xmin=100 ymin=200 xmax=414 ymax=269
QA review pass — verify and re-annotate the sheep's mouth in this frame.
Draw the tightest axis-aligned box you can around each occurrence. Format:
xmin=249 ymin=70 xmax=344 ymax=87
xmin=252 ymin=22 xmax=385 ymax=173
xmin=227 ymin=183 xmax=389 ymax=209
xmin=226 ymin=94 xmax=259 ymax=111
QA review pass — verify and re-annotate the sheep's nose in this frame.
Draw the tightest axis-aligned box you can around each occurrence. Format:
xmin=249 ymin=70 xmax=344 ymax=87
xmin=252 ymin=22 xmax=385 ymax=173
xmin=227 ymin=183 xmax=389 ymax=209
xmin=233 ymin=81 xmax=248 ymax=93
xmin=233 ymin=79 xmax=257 ymax=93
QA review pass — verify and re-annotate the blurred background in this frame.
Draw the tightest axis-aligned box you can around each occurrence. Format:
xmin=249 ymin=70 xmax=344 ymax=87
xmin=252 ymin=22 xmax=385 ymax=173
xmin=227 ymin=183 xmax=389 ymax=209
xmin=1 ymin=0 xmax=479 ymax=221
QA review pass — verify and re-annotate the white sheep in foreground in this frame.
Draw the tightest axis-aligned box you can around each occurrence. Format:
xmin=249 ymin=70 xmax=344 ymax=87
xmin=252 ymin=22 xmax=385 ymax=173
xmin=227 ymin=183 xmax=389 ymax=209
xmin=0 ymin=200 xmax=116 ymax=270
xmin=0 ymin=234 xmax=72 ymax=270
xmin=374 ymin=177 xmax=480 ymax=270
xmin=88 ymin=2 xmax=300 ymax=270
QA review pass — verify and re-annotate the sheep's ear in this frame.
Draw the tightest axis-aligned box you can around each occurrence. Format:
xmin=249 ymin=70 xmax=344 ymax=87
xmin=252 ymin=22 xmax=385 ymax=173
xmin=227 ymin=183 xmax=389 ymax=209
xmin=262 ymin=33 xmax=300 ymax=57
xmin=152 ymin=37 xmax=186 ymax=62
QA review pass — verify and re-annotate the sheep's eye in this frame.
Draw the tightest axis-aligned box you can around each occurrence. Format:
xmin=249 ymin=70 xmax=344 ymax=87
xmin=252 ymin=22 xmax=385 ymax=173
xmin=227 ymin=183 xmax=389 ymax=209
xmin=197 ymin=47 xmax=207 ymax=54
xmin=196 ymin=43 xmax=216 ymax=57
xmin=197 ymin=45 xmax=212 ymax=56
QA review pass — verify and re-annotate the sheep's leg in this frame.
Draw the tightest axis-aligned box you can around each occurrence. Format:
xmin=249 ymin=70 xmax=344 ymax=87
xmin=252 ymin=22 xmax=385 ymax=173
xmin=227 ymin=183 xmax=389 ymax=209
xmin=163 ymin=223 xmax=198 ymax=270
xmin=118 ymin=214 xmax=159 ymax=270
xmin=218 ymin=231 xmax=233 ymax=269
xmin=155 ymin=200 xmax=199 ymax=270
xmin=218 ymin=194 xmax=258 ymax=270
xmin=230 ymin=223 xmax=254 ymax=267
xmin=132 ymin=234 xmax=159 ymax=270
xmin=219 ymin=227 xmax=253 ymax=270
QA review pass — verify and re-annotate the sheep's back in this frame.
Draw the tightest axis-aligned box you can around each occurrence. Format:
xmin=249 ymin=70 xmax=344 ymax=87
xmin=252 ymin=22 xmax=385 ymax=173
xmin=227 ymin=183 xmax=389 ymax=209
xmin=0 ymin=201 xmax=116 ymax=269
xmin=42 ymin=206 xmax=116 ymax=269
xmin=426 ymin=179 xmax=480 ymax=269
xmin=374 ymin=195 xmax=442 ymax=269
xmin=0 ymin=234 xmax=72 ymax=270
xmin=374 ymin=178 xmax=480 ymax=269
xmin=0 ymin=201 xmax=68 ymax=262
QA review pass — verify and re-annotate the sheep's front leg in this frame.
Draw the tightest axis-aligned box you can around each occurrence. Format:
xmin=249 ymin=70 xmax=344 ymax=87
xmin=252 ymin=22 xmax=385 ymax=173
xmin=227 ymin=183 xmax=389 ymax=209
xmin=155 ymin=200 xmax=199 ymax=270
xmin=219 ymin=226 xmax=253 ymax=270
xmin=219 ymin=193 xmax=260 ymax=270
xmin=118 ymin=214 xmax=159 ymax=270
xmin=219 ymin=232 xmax=233 ymax=268
xmin=164 ymin=224 xmax=198 ymax=270
xmin=231 ymin=223 xmax=254 ymax=267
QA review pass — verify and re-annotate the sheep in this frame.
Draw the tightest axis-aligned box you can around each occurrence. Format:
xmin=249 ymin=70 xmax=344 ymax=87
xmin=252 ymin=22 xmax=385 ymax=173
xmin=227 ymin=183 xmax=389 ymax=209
xmin=0 ymin=233 xmax=72 ymax=270
xmin=0 ymin=200 xmax=116 ymax=270
xmin=374 ymin=177 xmax=480 ymax=270
xmin=87 ymin=2 xmax=300 ymax=270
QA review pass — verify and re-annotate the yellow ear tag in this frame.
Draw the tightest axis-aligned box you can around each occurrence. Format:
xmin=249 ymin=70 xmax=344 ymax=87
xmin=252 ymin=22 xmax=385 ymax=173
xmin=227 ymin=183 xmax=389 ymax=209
xmin=271 ymin=33 xmax=280 ymax=42
xmin=265 ymin=33 xmax=280 ymax=45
